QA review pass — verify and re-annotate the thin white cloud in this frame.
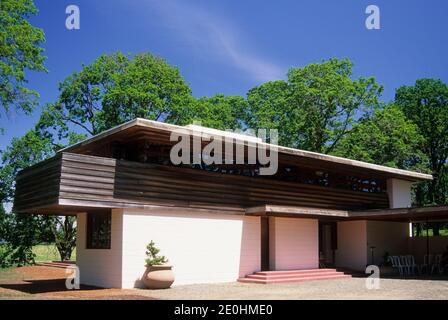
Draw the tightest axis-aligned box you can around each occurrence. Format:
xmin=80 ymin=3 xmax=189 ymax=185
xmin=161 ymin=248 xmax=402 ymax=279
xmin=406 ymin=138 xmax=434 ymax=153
xmin=146 ymin=0 xmax=284 ymax=82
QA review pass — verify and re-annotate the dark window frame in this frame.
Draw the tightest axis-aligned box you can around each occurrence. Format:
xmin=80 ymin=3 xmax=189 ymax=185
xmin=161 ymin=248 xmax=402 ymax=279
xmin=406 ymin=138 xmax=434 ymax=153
xmin=86 ymin=211 xmax=112 ymax=249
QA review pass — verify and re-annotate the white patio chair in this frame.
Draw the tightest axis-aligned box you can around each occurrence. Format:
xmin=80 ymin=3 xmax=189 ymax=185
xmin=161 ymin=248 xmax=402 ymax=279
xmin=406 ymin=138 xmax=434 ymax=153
xmin=406 ymin=255 xmax=418 ymax=275
xmin=421 ymin=254 xmax=434 ymax=274
xmin=389 ymin=256 xmax=404 ymax=276
xmin=431 ymin=254 xmax=443 ymax=275
xmin=400 ymin=256 xmax=410 ymax=276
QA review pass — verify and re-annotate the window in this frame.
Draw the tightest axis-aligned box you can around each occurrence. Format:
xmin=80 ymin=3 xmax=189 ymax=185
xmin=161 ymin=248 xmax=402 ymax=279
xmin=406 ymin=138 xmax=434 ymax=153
xmin=86 ymin=211 xmax=111 ymax=249
xmin=411 ymin=222 xmax=448 ymax=237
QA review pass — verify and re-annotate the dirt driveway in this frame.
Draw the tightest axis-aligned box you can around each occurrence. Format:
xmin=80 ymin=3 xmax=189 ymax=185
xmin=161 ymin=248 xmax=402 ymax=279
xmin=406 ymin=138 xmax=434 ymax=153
xmin=1 ymin=266 xmax=448 ymax=300
xmin=0 ymin=266 xmax=153 ymax=300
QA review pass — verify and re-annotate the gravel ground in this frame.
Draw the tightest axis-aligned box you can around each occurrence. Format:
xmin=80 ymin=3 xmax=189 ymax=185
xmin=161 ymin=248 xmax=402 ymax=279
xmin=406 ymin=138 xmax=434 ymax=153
xmin=137 ymin=277 xmax=448 ymax=300
xmin=1 ymin=266 xmax=448 ymax=300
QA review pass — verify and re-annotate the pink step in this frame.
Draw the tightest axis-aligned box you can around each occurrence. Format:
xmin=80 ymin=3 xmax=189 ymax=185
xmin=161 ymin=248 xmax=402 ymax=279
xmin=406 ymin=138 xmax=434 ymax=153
xmin=238 ymin=274 xmax=351 ymax=284
xmin=255 ymin=268 xmax=337 ymax=276
xmin=238 ymin=268 xmax=352 ymax=284
xmin=246 ymin=271 xmax=345 ymax=280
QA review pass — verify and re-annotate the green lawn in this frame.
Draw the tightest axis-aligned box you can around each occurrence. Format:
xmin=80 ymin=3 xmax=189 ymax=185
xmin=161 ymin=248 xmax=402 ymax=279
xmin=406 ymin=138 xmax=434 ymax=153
xmin=414 ymin=229 xmax=448 ymax=237
xmin=33 ymin=244 xmax=76 ymax=262
xmin=0 ymin=267 xmax=17 ymax=280
xmin=0 ymin=243 xmax=76 ymax=264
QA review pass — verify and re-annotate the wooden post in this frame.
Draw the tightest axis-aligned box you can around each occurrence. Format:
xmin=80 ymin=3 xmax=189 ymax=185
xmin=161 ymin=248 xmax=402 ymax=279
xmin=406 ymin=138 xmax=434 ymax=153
xmin=261 ymin=216 xmax=270 ymax=271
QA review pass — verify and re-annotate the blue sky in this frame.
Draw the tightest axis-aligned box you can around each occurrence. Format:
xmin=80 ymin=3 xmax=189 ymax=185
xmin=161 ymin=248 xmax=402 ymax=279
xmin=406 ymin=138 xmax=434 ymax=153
xmin=1 ymin=0 xmax=447 ymax=149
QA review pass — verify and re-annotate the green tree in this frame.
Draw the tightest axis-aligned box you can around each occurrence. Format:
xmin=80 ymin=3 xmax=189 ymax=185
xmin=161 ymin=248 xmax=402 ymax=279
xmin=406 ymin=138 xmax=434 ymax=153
xmin=38 ymin=52 xmax=194 ymax=141
xmin=0 ymin=212 xmax=46 ymax=266
xmin=245 ymin=80 xmax=289 ymax=140
xmin=99 ymin=53 xmax=193 ymax=130
xmin=395 ymin=79 xmax=448 ymax=207
xmin=395 ymin=79 xmax=448 ymax=235
xmin=0 ymin=130 xmax=54 ymax=265
xmin=0 ymin=129 xmax=76 ymax=264
xmin=48 ymin=215 xmax=76 ymax=261
xmin=332 ymin=104 xmax=427 ymax=170
xmin=0 ymin=130 xmax=54 ymax=196
xmin=189 ymin=94 xmax=246 ymax=130
xmin=0 ymin=0 xmax=46 ymax=118
xmin=245 ymin=58 xmax=383 ymax=152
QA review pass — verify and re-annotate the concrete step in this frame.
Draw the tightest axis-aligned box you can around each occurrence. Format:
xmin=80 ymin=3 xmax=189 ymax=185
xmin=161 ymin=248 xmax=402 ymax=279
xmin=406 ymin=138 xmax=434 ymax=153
xmin=238 ymin=274 xmax=351 ymax=284
xmin=246 ymin=271 xmax=345 ymax=280
xmin=238 ymin=268 xmax=352 ymax=284
xmin=255 ymin=268 xmax=337 ymax=276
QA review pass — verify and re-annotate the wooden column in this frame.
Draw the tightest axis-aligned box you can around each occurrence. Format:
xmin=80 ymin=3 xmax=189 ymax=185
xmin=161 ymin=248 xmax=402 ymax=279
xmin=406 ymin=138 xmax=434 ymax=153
xmin=261 ymin=216 xmax=270 ymax=271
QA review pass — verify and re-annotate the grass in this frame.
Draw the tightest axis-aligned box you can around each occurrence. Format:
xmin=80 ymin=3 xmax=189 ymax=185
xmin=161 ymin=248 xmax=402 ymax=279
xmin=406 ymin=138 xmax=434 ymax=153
xmin=0 ymin=267 xmax=17 ymax=280
xmin=33 ymin=244 xmax=76 ymax=262
xmin=33 ymin=244 xmax=61 ymax=262
xmin=414 ymin=229 xmax=448 ymax=237
xmin=0 ymin=243 xmax=76 ymax=265
xmin=0 ymin=267 xmax=13 ymax=274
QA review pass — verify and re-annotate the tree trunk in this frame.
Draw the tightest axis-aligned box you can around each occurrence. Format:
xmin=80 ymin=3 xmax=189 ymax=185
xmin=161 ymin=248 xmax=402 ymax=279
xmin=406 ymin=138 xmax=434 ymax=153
xmin=416 ymin=223 xmax=422 ymax=237
xmin=433 ymin=222 xmax=441 ymax=236
xmin=50 ymin=216 xmax=77 ymax=261
xmin=56 ymin=244 xmax=73 ymax=261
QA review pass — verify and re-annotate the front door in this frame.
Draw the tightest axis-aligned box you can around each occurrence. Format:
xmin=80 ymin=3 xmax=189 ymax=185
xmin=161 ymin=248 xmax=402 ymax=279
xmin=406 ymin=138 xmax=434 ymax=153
xmin=318 ymin=222 xmax=337 ymax=267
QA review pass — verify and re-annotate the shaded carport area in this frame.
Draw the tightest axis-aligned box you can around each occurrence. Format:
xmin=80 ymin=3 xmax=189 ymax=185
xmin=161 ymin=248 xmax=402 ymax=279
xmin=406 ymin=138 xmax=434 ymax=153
xmin=246 ymin=205 xmax=448 ymax=275
xmin=351 ymin=206 xmax=448 ymax=271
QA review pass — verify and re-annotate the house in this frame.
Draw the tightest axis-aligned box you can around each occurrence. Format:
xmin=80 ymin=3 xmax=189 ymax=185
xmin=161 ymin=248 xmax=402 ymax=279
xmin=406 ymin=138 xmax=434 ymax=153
xmin=13 ymin=118 xmax=447 ymax=288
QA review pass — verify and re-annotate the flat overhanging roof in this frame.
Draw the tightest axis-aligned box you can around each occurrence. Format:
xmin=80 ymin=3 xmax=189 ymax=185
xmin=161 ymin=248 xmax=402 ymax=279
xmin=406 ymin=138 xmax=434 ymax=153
xmin=349 ymin=205 xmax=448 ymax=222
xmin=60 ymin=118 xmax=433 ymax=182
xmin=246 ymin=205 xmax=349 ymax=220
xmin=246 ymin=205 xmax=448 ymax=222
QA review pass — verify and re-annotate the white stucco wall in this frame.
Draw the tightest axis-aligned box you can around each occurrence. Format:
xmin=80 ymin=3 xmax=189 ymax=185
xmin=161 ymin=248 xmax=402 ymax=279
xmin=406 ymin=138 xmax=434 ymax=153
xmin=120 ymin=209 xmax=261 ymax=288
xmin=269 ymin=217 xmax=318 ymax=270
xmin=335 ymin=220 xmax=368 ymax=271
xmin=387 ymin=178 xmax=413 ymax=208
xmin=76 ymin=209 xmax=123 ymax=288
xmin=366 ymin=221 xmax=409 ymax=265
xmin=336 ymin=220 xmax=410 ymax=270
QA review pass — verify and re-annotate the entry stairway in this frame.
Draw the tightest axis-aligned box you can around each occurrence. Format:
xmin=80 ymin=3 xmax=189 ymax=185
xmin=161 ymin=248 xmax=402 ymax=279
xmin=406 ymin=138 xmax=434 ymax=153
xmin=238 ymin=268 xmax=351 ymax=284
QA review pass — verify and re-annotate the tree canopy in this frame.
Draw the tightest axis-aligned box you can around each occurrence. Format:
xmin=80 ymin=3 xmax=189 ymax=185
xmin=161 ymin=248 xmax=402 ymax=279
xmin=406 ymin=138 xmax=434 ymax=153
xmin=332 ymin=104 xmax=427 ymax=171
xmin=245 ymin=58 xmax=383 ymax=153
xmin=0 ymin=128 xmax=77 ymax=264
xmin=37 ymin=52 xmax=194 ymax=142
xmin=0 ymin=129 xmax=55 ymax=264
xmin=190 ymin=94 xmax=246 ymax=130
xmin=395 ymin=79 xmax=448 ymax=206
xmin=0 ymin=0 xmax=46 ymax=119
xmin=0 ymin=129 xmax=54 ymax=202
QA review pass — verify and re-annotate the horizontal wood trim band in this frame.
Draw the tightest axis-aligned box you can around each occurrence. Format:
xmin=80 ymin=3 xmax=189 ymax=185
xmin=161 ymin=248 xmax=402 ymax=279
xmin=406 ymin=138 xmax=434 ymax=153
xmin=13 ymin=155 xmax=62 ymax=213
xmin=14 ymin=152 xmax=389 ymax=213
xmin=116 ymin=159 xmax=388 ymax=200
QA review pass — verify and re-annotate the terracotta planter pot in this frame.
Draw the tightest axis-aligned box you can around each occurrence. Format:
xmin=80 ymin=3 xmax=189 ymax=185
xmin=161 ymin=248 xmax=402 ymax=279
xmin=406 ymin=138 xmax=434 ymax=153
xmin=142 ymin=265 xmax=175 ymax=289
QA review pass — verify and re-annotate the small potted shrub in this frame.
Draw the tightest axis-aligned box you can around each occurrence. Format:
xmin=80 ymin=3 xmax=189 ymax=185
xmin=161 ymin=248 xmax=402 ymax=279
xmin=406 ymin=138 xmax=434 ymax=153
xmin=142 ymin=240 xmax=174 ymax=289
